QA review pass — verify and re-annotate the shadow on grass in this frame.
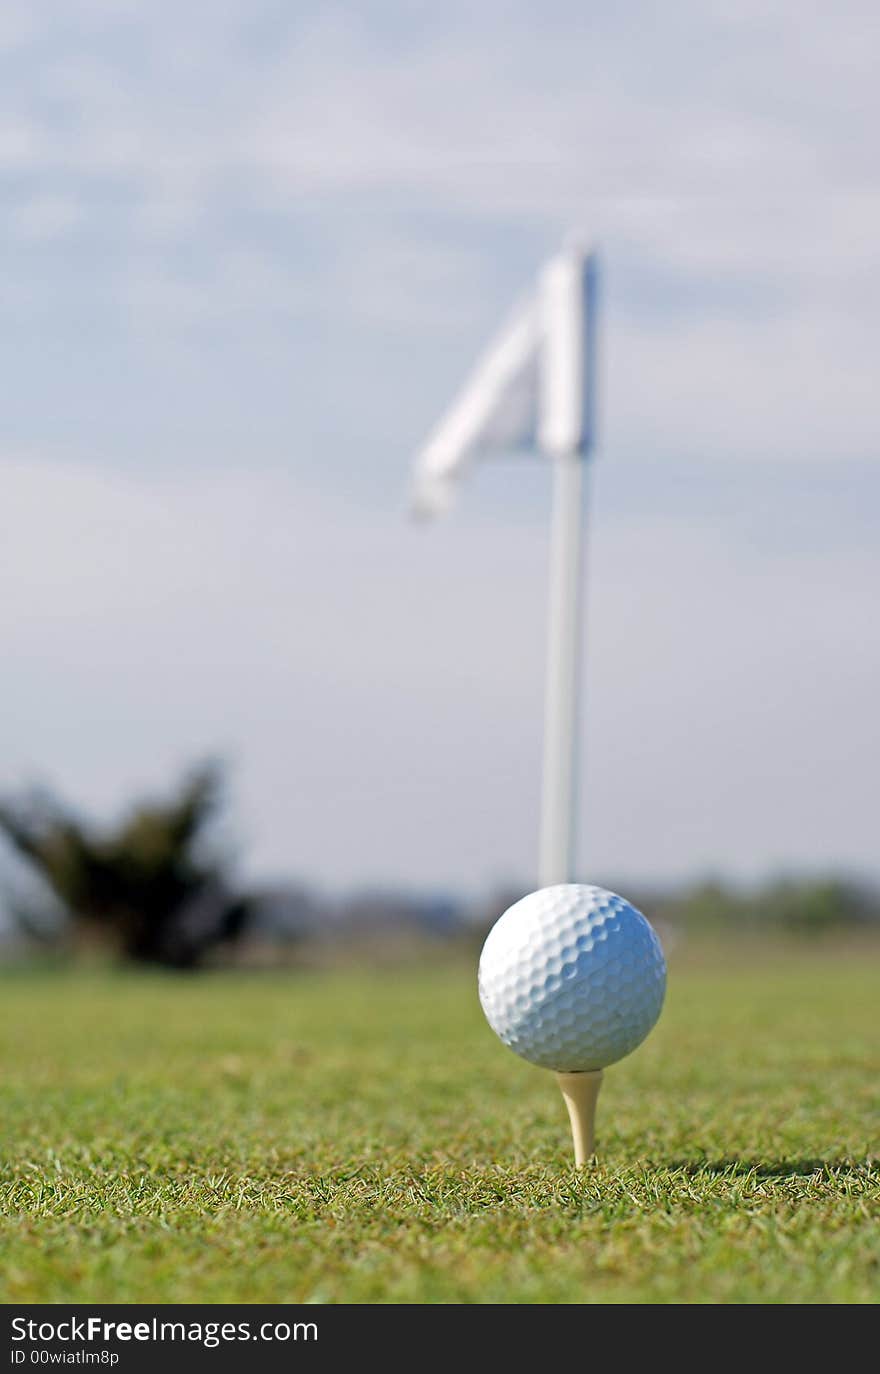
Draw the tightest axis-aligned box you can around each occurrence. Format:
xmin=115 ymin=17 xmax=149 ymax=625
xmin=667 ymin=1157 xmax=874 ymax=1179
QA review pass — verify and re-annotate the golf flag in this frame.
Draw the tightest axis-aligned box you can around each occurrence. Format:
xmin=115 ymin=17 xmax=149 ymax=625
xmin=411 ymin=243 xmax=597 ymax=517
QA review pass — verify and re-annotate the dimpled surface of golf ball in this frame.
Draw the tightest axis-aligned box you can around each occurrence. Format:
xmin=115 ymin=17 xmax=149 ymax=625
xmin=478 ymin=884 xmax=666 ymax=1071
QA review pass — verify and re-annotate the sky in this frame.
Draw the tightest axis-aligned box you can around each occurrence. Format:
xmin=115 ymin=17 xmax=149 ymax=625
xmin=1 ymin=1 xmax=879 ymax=895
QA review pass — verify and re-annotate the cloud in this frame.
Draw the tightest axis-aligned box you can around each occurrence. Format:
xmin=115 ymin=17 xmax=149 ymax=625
xmin=12 ymin=193 xmax=82 ymax=240
xmin=5 ymin=3 xmax=880 ymax=212
xmin=4 ymin=3 xmax=880 ymax=454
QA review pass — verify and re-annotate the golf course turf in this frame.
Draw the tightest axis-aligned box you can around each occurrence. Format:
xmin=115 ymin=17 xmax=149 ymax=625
xmin=1 ymin=939 xmax=877 ymax=1303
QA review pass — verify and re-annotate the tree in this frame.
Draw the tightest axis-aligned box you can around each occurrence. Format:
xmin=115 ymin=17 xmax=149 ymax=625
xmin=0 ymin=763 xmax=252 ymax=968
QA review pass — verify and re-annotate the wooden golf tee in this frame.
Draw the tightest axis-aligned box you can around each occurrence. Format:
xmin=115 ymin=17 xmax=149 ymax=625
xmin=556 ymin=1070 xmax=603 ymax=1166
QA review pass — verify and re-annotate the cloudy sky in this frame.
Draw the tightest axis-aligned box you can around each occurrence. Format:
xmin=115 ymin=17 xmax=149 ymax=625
xmin=2 ymin=1 xmax=878 ymax=894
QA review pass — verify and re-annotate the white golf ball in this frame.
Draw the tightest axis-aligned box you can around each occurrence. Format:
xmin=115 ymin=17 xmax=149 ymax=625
xmin=478 ymin=884 xmax=666 ymax=1071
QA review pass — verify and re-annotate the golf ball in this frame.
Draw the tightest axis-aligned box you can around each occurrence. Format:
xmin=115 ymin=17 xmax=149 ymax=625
xmin=478 ymin=884 xmax=666 ymax=1072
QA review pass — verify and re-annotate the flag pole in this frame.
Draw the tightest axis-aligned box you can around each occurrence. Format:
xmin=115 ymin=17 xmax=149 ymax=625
xmin=538 ymin=448 xmax=587 ymax=886
xmin=537 ymin=246 xmax=597 ymax=888
xmin=410 ymin=240 xmax=597 ymax=891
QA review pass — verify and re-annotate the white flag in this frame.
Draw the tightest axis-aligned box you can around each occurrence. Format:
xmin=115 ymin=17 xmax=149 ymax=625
xmin=411 ymin=244 xmax=597 ymax=517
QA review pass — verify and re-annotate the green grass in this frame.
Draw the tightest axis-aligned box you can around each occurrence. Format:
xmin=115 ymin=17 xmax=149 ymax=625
xmin=0 ymin=940 xmax=877 ymax=1304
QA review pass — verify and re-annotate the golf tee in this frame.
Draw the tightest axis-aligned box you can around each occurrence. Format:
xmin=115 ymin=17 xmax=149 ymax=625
xmin=556 ymin=1070 xmax=603 ymax=1166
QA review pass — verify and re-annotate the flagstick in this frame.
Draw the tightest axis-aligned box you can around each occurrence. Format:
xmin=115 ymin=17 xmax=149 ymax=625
xmin=538 ymin=449 xmax=588 ymax=887
xmin=556 ymin=1070 xmax=603 ymax=1166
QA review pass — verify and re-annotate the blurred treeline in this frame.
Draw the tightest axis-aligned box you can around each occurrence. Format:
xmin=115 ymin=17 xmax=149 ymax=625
xmin=624 ymin=877 xmax=880 ymax=937
xmin=0 ymin=763 xmax=249 ymax=969
xmin=0 ymin=763 xmax=877 ymax=970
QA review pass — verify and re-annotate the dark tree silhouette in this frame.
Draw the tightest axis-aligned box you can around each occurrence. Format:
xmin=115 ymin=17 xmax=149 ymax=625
xmin=0 ymin=763 xmax=253 ymax=968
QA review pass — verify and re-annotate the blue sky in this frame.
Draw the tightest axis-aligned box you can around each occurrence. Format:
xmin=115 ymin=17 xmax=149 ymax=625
xmin=2 ymin=1 xmax=879 ymax=893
